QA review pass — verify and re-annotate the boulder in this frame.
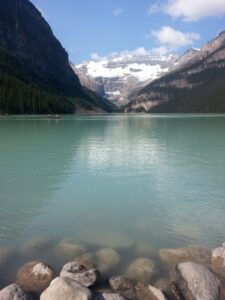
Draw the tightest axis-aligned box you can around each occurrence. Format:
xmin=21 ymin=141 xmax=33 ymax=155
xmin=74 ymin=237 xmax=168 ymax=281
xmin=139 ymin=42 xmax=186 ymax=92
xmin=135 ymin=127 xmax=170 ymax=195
xmin=160 ymin=246 xmax=212 ymax=266
xmin=133 ymin=283 xmax=166 ymax=300
xmin=95 ymin=248 xmax=121 ymax=275
xmin=60 ymin=261 xmax=99 ymax=287
xmin=94 ymin=293 xmax=126 ymax=300
xmin=109 ymin=276 xmax=136 ymax=292
xmin=170 ymin=262 xmax=221 ymax=300
xmin=154 ymin=278 xmax=170 ymax=296
xmin=0 ymin=283 xmax=32 ymax=300
xmin=40 ymin=277 xmax=92 ymax=300
xmin=212 ymin=244 xmax=225 ymax=278
xmin=73 ymin=253 xmax=95 ymax=270
xmin=16 ymin=261 xmax=56 ymax=293
xmin=101 ymin=294 xmax=126 ymax=300
xmin=54 ymin=240 xmax=86 ymax=261
xmin=148 ymin=285 xmax=167 ymax=300
xmin=125 ymin=258 xmax=157 ymax=283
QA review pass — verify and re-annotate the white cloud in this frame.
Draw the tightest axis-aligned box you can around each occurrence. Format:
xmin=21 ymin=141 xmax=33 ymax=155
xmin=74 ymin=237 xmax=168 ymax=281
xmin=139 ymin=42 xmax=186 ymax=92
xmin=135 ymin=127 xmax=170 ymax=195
xmin=91 ymin=53 xmax=108 ymax=61
xmin=113 ymin=8 xmax=123 ymax=17
xmin=151 ymin=46 xmax=170 ymax=55
xmin=152 ymin=26 xmax=200 ymax=49
xmin=149 ymin=0 xmax=225 ymax=21
xmin=90 ymin=46 xmax=173 ymax=62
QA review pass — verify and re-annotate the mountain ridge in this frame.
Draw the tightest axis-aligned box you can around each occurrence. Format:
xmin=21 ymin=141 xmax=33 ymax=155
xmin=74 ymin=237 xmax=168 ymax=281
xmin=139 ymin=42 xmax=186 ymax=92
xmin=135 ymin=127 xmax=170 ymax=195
xmin=123 ymin=31 xmax=225 ymax=113
xmin=74 ymin=53 xmax=179 ymax=105
xmin=0 ymin=0 xmax=115 ymax=114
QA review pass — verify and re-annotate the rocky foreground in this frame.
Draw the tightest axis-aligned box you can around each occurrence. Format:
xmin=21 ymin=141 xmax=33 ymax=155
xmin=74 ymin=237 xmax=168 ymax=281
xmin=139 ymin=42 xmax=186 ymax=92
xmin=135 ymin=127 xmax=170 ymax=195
xmin=0 ymin=239 xmax=225 ymax=300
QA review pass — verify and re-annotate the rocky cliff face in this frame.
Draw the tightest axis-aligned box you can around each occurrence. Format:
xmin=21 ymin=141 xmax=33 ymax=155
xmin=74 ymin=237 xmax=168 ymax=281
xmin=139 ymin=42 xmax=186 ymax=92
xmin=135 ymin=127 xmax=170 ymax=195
xmin=0 ymin=0 xmax=114 ymax=113
xmin=124 ymin=31 xmax=225 ymax=113
xmin=74 ymin=54 xmax=179 ymax=105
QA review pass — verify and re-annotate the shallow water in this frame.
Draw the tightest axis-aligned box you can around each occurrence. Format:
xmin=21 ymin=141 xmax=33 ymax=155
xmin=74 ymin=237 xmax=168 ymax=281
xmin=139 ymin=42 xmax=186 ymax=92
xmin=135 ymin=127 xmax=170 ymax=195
xmin=0 ymin=114 xmax=225 ymax=285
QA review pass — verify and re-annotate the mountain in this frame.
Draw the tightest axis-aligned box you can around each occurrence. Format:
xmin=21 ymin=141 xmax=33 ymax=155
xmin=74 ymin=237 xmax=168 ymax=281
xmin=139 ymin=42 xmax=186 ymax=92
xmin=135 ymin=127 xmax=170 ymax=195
xmin=0 ymin=0 xmax=115 ymax=114
xmin=74 ymin=54 xmax=179 ymax=106
xmin=174 ymin=48 xmax=200 ymax=67
xmin=124 ymin=32 xmax=225 ymax=113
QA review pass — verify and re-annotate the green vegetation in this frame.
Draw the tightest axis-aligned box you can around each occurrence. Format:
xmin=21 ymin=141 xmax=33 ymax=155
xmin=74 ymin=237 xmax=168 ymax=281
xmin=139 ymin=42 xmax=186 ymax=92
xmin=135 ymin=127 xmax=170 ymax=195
xmin=0 ymin=43 xmax=75 ymax=114
xmin=0 ymin=44 xmax=115 ymax=114
xmin=0 ymin=74 xmax=76 ymax=114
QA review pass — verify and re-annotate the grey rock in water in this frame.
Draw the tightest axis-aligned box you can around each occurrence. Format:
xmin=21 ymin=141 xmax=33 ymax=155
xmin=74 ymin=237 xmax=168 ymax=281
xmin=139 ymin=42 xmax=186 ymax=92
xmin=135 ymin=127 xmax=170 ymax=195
xmin=134 ymin=243 xmax=158 ymax=258
xmin=54 ymin=240 xmax=87 ymax=261
xmin=154 ymin=278 xmax=171 ymax=296
xmin=109 ymin=276 xmax=136 ymax=292
xmin=148 ymin=285 xmax=167 ymax=300
xmin=21 ymin=237 xmax=53 ymax=259
xmin=93 ymin=293 xmax=126 ymax=300
xmin=80 ymin=230 xmax=133 ymax=250
xmin=40 ymin=277 xmax=92 ymax=300
xmin=73 ymin=253 xmax=96 ymax=270
xmin=127 ymin=283 xmax=166 ymax=300
xmin=95 ymin=248 xmax=121 ymax=275
xmin=0 ymin=247 xmax=15 ymax=268
xmin=16 ymin=261 xmax=56 ymax=293
xmin=125 ymin=258 xmax=157 ymax=283
xmin=0 ymin=283 xmax=32 ymax=300
xmin=160 ymin=246 xmax=212 ymax=266
xmin=101 ymin=293 xmax=126 ymax=300
xmin=170 ymin=262 xmax=221 ymax=300
xmin=212 ymin=243 xmax=225 ymax=278
xmin=60 ymin=261 xmax=99 ymax=287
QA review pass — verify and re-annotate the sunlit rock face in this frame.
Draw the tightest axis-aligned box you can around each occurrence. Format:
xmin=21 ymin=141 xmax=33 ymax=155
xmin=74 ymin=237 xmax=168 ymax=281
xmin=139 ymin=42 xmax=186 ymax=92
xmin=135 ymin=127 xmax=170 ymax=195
xmin=73 ymin=53 xmax=179 ymax=105
xmin=124 ymin=31 xmax=225 ymax=113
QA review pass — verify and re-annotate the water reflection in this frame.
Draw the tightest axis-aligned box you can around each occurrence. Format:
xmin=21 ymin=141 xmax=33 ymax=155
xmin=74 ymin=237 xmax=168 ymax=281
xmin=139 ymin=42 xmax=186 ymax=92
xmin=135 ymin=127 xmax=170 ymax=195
xmin=0 ymin=115 xmax=225 ymax=250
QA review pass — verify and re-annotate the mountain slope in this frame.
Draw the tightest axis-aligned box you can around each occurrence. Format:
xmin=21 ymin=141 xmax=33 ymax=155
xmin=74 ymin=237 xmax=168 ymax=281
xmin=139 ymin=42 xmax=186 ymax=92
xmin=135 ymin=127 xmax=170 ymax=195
xmin=0 ymin=0 xmax=114 ymax=113
xmin=124 ymin=31 xmax=225 ymax=113
xmin=74 ymin=54 xmax=178 ymax=106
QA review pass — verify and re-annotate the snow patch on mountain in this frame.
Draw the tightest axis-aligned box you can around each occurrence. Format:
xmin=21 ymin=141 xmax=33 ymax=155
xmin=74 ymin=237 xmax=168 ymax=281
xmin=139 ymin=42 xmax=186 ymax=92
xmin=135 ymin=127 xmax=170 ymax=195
xmin=77 ymin=54 xmax=177 ymax=82
xmin=74 ymin=51 xmax=200 ymax=105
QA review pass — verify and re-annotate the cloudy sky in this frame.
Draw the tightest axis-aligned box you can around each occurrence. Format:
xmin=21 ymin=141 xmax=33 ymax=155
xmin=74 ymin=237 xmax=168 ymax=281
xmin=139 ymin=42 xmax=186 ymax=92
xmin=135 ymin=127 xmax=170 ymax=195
xmin=31 ymin=0 xmax=225 ymax=63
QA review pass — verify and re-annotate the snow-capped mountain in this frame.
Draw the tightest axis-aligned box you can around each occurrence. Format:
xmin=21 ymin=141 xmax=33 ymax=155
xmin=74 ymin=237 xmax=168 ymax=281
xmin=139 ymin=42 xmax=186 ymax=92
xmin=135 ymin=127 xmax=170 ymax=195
xmin=73 ymin=53 xmax=179 ymax=105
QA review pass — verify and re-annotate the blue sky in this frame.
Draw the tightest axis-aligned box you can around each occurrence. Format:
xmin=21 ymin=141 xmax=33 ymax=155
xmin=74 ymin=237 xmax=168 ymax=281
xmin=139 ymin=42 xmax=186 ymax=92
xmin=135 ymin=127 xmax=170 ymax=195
xmin=31 ymin=0 xmax=225 ymax=63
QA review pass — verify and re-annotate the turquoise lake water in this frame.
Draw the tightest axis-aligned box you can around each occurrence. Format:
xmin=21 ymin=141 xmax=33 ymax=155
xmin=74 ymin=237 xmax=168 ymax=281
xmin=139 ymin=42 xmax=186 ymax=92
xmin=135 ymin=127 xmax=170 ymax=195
xmin=0 ymin=114 xmax=225 ymax=254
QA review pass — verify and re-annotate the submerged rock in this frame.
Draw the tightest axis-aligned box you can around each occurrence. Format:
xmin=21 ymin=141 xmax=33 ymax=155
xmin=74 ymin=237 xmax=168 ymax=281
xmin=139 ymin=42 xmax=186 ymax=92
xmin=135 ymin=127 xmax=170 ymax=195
xmin=134 ymin=243 xmax=158 ymax=258
xmin=159 ymin=246 xmax=212 ymax=266
xmin=125 ymin=258 xmax=157 ymax=283
xmin=80 ymin=230 xmax=133 ymax=250
xmin=21 ymin=237 xmax=53 ymax=258
xmin=0 ymin=247 xmax=15 ymax=268
xmin=170 ymin=262 xmax=221 ymax=300
xmin=212 ymin=243 xmax=225 ymax=278
xmin=109 ymin=276 xmax=136 ymax=292
xmin=73 ymin=253 xmax=96 ymax=270
xmin=40 ymin=277 xmax=92 ymax=300
xmin=0 ymin=283 xmax=32 ymax=300
xmin=16 ymin=261 xmax=56 ymax=293
xmin=54 ymin=240 xmax=87 ymax=261
xmin=60 ymin=261 xmax=99 ymax=287
xmin=95 ymin=248 xmax=121 ymax=275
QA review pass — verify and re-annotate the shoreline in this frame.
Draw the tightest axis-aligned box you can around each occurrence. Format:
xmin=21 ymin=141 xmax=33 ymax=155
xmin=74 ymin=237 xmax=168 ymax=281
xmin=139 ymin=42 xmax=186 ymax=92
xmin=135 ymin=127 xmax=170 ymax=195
xmin=1 ymin=238 xmax=225 ymax=299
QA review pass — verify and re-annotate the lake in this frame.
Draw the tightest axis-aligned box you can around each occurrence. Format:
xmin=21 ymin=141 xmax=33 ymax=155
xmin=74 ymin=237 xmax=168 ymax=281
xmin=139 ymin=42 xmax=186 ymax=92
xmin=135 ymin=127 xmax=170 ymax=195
xmin=0 ymin=114 xmax=225 ymax=285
